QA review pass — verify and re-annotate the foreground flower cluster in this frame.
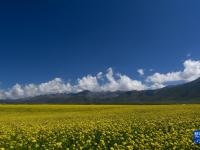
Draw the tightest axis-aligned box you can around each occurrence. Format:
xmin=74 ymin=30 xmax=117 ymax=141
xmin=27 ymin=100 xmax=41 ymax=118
xmin=0 ymin=105 xmax=199 ymax=149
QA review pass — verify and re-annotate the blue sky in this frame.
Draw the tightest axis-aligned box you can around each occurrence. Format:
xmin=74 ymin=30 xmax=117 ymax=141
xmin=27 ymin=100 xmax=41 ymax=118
xmin=0 ymin=0 xmax=200 ymax=98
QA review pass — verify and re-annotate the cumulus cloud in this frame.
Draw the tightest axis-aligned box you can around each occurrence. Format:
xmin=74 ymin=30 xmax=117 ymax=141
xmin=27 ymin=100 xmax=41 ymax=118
xmin=0 ymin=59 xmax=199 ymax=100
xmin=147 ymin=59 xmax=200 ymax=85
xmin=149 ymin=83 xmax=165 ymax=90
xmin=101 ymin=68 xmax=147 ymax=91
xmin=0 ymin=68 xmax=146 ymax=99
xmin=146 ymin=72 xmax=182 ymax=84
xmin=181 ymin=59 xmax=200 ymax=81
xmin=137 ymin=69 xmax=144 ymax=76
xmin=0 ymin=78 xmax=73 ymax=99
xmin=75 ymin=75 xmax=100 ymax=92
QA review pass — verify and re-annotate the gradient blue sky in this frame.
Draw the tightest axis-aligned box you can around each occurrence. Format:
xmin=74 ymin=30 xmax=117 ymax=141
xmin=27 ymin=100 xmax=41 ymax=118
xmin=0 ymin=0 xmax=200 ymax=88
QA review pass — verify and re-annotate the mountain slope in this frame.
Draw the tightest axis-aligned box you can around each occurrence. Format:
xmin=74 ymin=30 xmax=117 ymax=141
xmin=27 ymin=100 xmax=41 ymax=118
xmin=116 ymin=78 xmax=200 ymax=103
xmin=1 ymin=78 xmax=200 ymax=104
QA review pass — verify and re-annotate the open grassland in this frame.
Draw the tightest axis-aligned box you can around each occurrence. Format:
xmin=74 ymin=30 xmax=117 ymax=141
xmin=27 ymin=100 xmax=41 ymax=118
xmin=0 ymin=105 xmax=199 ymax=150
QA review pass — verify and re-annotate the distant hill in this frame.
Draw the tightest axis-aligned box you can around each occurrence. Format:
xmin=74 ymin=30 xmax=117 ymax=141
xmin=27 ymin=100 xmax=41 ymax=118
xmin=1 ymin=78 xmax=200 ymax=104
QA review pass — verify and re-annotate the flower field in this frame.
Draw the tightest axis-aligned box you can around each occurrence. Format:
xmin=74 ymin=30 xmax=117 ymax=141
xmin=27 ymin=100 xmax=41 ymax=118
xmin=0 ymin=104 xmax=199 ymax=150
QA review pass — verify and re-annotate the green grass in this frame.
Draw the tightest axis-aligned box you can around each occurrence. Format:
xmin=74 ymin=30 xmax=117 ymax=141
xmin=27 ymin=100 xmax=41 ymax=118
xmin=0 ymin=104 xmax=199 ymax=149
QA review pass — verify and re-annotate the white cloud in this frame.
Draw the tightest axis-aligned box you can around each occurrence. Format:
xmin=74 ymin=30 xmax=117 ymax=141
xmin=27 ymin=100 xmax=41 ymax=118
xmin=182 ymin=59 xmax=200 ymax=81
xmin=146 ymin=72 xmax=182 ymax=84
xmin=7 ymin=84 xmax=25 ymax=99
xmin=0 ymin=68 xmax=146 ymax=99
xmin=75 ymin=75 xmax=100 ymax=92
xmin=137 ymin=69 xmax=144 ymax=76
xmin=0 ymin=59 xmax=199 ymax=100
xmin=37 ymin=78 xmax=72 ymax=94
xmin=97 ymin=72 xmax=103 ymax=79
xmin=149 ymin=83 xmax=165 ymax=90
xmin=147 ymin=59 xmax=200 ymax=85
xmin=101 ymin=68 xmax=146 ymax=91
xmin=0 ymin=78 xmax=72 ymax=99
xmin=115 ymin=74 xmax=146 ymax=91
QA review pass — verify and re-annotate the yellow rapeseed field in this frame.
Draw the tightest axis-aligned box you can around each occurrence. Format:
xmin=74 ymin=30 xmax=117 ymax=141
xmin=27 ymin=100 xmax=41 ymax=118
xmin=0 ymin=104 xmax=199 ymax=149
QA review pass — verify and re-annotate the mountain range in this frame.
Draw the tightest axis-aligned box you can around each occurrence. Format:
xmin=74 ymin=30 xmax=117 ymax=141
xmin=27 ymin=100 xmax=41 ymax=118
xmin=1 ymin=77 xmax=200 ymax=104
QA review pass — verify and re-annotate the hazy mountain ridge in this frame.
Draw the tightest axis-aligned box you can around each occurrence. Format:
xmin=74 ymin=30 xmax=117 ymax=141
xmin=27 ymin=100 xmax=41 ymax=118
xmin=1 ymin=78 xmax=200 ymax=104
